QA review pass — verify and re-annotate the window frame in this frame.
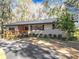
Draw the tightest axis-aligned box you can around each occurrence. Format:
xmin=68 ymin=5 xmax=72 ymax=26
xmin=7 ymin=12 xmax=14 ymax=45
xmin=31 ymin=24 xmax=44 ymax=30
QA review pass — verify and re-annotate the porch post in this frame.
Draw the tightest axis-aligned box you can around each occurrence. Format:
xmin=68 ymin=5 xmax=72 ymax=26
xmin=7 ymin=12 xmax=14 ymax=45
xmin=28 ymin=25 xmax=31 ymax=36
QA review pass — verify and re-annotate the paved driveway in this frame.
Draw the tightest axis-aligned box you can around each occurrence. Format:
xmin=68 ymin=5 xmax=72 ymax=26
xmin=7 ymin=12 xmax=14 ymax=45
xmin=0 ymin=38 xmax=58 ymax=59
xmin=6 ymin=44 xmax=57 ymax=59
xmin=1 ymin=38 xmax=79 ymax=59
xmin=5 ymin=43 xmax=58 ymax=59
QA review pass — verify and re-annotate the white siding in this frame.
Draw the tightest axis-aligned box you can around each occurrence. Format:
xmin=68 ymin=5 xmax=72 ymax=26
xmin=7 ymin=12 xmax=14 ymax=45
xmin=31 ymin=24 xmax=66 ymax=37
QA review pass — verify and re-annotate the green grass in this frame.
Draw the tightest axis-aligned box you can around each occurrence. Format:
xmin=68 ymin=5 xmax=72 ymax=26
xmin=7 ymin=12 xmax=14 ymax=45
xmin=38 ymin=37 xmax=50 ymax=42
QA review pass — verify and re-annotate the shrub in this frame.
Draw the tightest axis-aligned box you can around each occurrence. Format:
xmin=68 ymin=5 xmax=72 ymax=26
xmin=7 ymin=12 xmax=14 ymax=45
xmin=53 ymin=34 xmax=57 ymax=39
xmin=62 ymin=37 xmax=67 ymax=41
xmin=29 ymin=33 xmax=33 ymax=37
xmin=68 ymin=36 xmax=77 ymax=41
xmin=58 ymin=34 xmax=62 ymax=39
xmin=33 ymin=33 xmax=35 ymax=37
xmin=44 ymin=34 xmax=48 ymax=38
xmin=35 ymin=34 xmax=38 ymax=37
xmin=39 ymin=34 xmax=43 ymax=38
xmin=48 ymin=34 xmax=52 ymax=38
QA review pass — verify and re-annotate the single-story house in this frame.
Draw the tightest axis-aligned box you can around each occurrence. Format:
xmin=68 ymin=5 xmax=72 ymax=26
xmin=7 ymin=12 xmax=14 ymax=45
xmin=4 ymin=18 xmax=66 ymax=38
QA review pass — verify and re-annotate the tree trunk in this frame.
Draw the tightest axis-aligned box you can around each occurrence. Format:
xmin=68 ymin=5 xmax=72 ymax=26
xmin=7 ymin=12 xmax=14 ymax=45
xmin=1 ymin=21 xmax=3 ymax=38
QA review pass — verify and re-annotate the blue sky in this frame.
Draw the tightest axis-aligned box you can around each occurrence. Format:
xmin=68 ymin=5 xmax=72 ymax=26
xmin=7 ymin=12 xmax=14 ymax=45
xmin=11 ymin=0 xmax=18 ymax=9
xmin=32 ymin=0 xmax=44 ymax=3
xmin=11 ymin=0 xmax=64 ymax=9
xmin=10 ymin=0 xmax=79 ymax=27
xmin=11 ymin=0 xmax=79 ymax=14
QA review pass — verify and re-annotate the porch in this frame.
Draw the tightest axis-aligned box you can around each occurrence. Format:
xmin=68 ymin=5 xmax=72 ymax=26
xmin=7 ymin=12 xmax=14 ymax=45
xmin=3 ymin=18 xmax=64 ymax=40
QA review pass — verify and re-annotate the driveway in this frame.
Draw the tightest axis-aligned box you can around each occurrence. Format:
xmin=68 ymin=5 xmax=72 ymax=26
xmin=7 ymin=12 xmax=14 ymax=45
xmin=0 ymin=39 xmax=58 ymax=59
xmin=5 ymin=43 xmax=58 ymax=59
xmin=0 ymin=37 xmax=79 ymax=59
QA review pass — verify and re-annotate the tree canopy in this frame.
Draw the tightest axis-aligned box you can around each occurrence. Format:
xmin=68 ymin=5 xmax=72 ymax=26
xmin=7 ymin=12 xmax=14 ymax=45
xmin=0 ymin=0 xmax=12 ymax=23
xmin=57 ymin=9 xmax=75 ymax=32
xmin=65 ymin=0 xmax=79 ymax=8
xmin=0 ymin=0 xmax=12 ymax=36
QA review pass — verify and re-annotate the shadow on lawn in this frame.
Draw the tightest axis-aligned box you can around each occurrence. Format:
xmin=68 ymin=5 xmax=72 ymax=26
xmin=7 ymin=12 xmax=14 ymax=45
xmin=9 ymin=37 xmax=79 ymax=59
xmin=19 ymin=43 xmax=56 ymax=59
xmin=17 ymin=43 xmax=72 ymax=59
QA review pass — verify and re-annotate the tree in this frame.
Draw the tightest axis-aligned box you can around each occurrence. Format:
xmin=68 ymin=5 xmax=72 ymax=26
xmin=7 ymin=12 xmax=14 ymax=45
xmin=12 ymin=0 xmax=30 ymax=21
xmin=65 ymin=0 xmax=79 ymax=8
xmin=0 ymin=0 xmax=12 ymax=38
xmin=57 ymin=9 xmax=75 ymax=40
xmin=48 ymin=4 xmax=76 ymax=40
xmin=48 ymin=0 xmax=79 ymax=17
xmin=19 ymin=5 xmax=29 ymax=21
xmin=48 ymin=5 xmax=62 ymax=17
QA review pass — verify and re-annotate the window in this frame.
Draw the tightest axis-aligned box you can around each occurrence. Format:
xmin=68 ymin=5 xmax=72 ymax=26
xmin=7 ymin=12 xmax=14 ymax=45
xmin=31 ymin=25 xmax=44 ymax=30
xmin=52 ymin=24 xmax=55 ymax=29
xmin=9 ymin=27 xmax=15 ymax=30
xmin=52 ymin=22 xmax=57 ymax=29
xmin=25 ymin=27 xmax=28 ymax=30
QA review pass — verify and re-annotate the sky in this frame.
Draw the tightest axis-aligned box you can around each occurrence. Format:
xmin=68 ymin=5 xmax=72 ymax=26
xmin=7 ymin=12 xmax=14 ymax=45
xmin=11 ymin=0 xmax=79 ymax=16
xmin=11 ymin=0 xmax=65 ymax=9
xmin=32 ymin=0 xmax=44 ymax=3
xmin=11 ymin=0 xmax=65 ymax=14
xmin=11 ymin=0 xmax=79 ymax=27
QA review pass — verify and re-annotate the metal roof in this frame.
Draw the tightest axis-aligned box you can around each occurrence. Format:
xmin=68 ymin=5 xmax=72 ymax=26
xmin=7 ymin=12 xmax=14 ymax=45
xmin=5 ymin=18 xmax=57 ymax=26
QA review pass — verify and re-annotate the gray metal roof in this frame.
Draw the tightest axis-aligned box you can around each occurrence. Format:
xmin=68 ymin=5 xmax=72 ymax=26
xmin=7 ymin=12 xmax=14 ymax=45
xmin=5 ymin=18 xmax=57 ymax=26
